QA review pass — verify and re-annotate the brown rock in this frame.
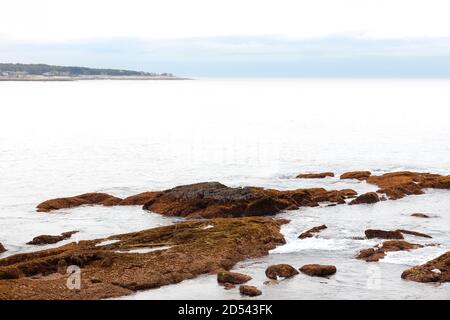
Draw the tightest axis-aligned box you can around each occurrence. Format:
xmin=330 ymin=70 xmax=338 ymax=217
xmin=299 ymin=264 xmax=337 ymax=277
xmin=411 ymin=213 xmax=430 ymax=218
xmin=365 ymin=229 xmax=404 ymax=240
xmin=0 ymin=243 xmax=6 ymax=254
xmin=357 ymin=240 xmax=423 ymax=262
xmin=119 ymin=192 xmax=162 ymax=206
xmin=0 ymin=217 xmax=285 ymax=299
xmin=239 ymin=285 xmax=262 ymax=297
xmin=349 ymin=192 xmax=380 ymax=205
xmin=27 ymin=231 xmax=78 ymax=245
xmin=296 ymin=172 xmax=334 ymax=179
xmin=142 ymin=182 xmax=353 ymax=219
xmin=396 ymin=229 xmax=432 ymax=239
xmin=217 ymin=271 xmax=252 ymax=284
xmin=265 ymin=264 xmax=299 ymax=279
xmin=298 ymin=225 xmax=327 ymax=239
xmin=401 ymin=251 xmax=450 ymax=283
xmin=366 ymin=171 xmax=442 ymax=200
xmin=340 ymin=171 xmax=372 ymax=180
xmin=36 ymin=193 xmax=122 ymax=212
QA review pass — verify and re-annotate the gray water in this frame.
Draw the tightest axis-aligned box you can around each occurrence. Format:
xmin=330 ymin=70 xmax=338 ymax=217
xmin=0 ymin=79 xmax=449 ymax=299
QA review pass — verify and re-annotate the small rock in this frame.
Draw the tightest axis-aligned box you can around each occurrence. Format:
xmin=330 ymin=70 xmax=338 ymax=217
xmin=0 ymin=242 xmax=6 ymax=254
xmin=299 ymin=264 xmax=337 ymax=277
xmin=239 ymin=285 xmax=262 ymax=297
xmin=27 ymin=231 xmax=79 ymax=245
xmin=217 ymin=271 xmax=252 ymax=284
xmin=296 ymin=172 xmax=334 ymax=179
xmin=365 ymin=229 xmax=404 ymax=240
xmin=349 ymin=192 xmax=380 ymax=205
xmin=411 ymin=213 xmax=430 ymax=218
xmin=265 ymin=264 xmax=299 ymax=279
xmin=298 ymin=225 xmax=327 ymax=239
xmin=357 ymin=240 xmax=423 ymax=262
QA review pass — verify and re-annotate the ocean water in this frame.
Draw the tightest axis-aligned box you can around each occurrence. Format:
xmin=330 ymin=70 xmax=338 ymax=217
xmin=0 ymin=79 xmax=449 ymax=299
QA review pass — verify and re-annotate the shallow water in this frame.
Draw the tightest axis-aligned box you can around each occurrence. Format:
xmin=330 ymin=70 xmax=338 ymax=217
xmin=0 ymin=79 xmax=449 ymax=299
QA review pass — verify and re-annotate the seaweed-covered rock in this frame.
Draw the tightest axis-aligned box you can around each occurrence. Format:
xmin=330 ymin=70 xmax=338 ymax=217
xmin=299 ymin=264 xmax=337 ymax=277
xmin=37 ymin=193 xmax=122 ymax=212
xmin=0 ymin=217 xmax=285 ymax=299
xmin=217 ymin=271 xmax=252 ymax=284
xmin=401 ymin=251 xmax=450 ymax=283
xmin=265 ymin=264 xmax=299 ymax=280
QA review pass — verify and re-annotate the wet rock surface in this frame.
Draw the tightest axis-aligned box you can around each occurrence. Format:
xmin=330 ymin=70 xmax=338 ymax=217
xmin=298 ymin=225 xmax=327 ymax=239
xmin=357 ymin=240 xmax=423 ymax=262
xmin=36 ymin=193 xmax=122 ymax=212
xmin=299 ymin=264 xmax=337 ymax=277
xmin=27 ymin=231 xmax=79 ymax=245
xmin=239 ymin=285 xmax=262 ymax=297
xmin=0 ymin=217 xmax=285 ymax=299
xmin=365 ymin=229 xmax=404 ymax=240
xmin=340 ymin=171 xmax=372 ymax=180
xmin=119 ymin=192 xmax=162 ymax=206
xmin=349 ymin=192 xmax=380 ymax=205
xmin=265 ymin=264 xmax=299 ymax=280
xmin=296 ymin=172 xmax=334 ymax=179
xmin=401 ymin=251 xmax=450 ymax=283
xmin=217 ymin=271 xmax=252 ymax=285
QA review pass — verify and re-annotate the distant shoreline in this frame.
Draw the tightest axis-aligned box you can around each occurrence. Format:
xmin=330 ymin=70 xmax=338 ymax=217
xmin=0 ymin=75 xmax=191 ymax=81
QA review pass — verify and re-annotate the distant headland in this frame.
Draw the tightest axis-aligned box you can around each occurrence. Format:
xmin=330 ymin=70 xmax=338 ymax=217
xmin=0 ymin=63 xmax=189 ymax=81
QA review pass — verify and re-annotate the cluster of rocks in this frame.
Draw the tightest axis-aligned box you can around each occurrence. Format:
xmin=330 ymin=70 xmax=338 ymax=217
xmin=216 ymin=263 xmax=337 ymax=297
xmin=36 ymin=182 xmax=358 ymax=218
xmin=0 ymin=217 xmax=287 ymax=299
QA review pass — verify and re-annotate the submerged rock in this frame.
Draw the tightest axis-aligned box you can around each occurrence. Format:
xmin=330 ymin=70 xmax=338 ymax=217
xmin=411 ymin=213 xmax=430 ymax=218
xmin=365 ymin=229 xmax=404 ymax=240
xmin=217 ymin=271 xmax=252 ymax=284
xmin=36 ymin=193 xmax=122 ymax=212
xmin=265 ymin=264 xmax=299 ymax=280
xmin=357 ymin=240 xmax=423 ymax=262
xmin=396 ymin=229 xmax=432 ymax=239
xmin=298 ymin=225 xmax=327 ymax=239
xmin=299 ymin=264 xmax=337 ymax=277
xmin=0 ymin=217 xmax=285 ymax=299
xmin=239 ymin=285 xmax=262 ymax=297
xmin=27 ymin=231 xmax=78 ymax=245
xmin=296 ymin=172 xmax=334 ymax=179
xmin=0 ymin=243 xmax=6 ymax=254
xmin=349 ymin=192 xmax=380 ymax=205
xmin=401 ymin=251 xmax=450 ymax=283
xmin=340 ymin=171 xmax=372 ymax=180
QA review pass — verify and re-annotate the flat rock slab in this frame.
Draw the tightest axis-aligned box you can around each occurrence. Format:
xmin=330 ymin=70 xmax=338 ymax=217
xmin=299 ymin=264 xmax=337 ymax=277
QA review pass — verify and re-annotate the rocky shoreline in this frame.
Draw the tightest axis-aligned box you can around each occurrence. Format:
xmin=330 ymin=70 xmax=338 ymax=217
xmin=1 ymin=170 xmax=449 ymax=299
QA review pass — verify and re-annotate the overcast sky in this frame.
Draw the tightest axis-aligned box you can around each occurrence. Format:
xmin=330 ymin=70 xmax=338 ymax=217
xmin=2 ymin=0 xmax=450 ymax=77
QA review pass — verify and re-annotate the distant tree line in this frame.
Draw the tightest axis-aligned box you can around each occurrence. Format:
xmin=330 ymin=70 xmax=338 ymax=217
xmin=0 ymin=63 xmax=173 ymax=77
